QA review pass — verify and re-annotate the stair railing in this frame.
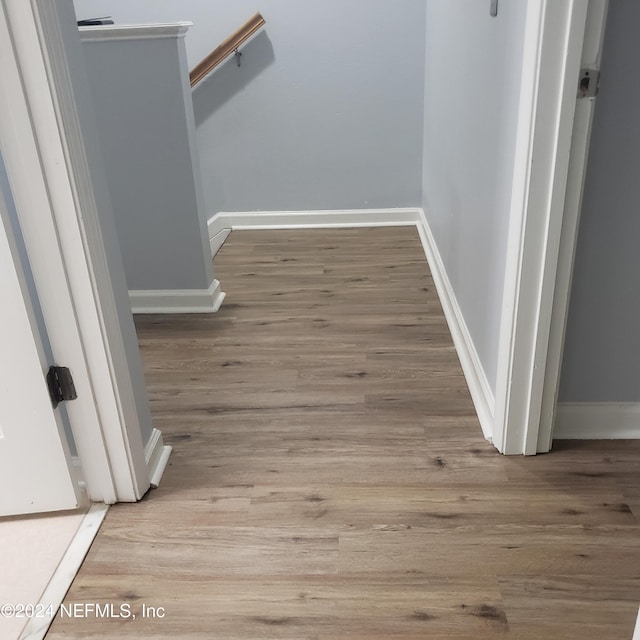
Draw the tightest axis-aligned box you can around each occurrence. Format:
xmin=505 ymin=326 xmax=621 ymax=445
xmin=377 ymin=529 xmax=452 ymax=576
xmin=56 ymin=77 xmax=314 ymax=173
xmin=189 ymin=12 xmax=266 ymax=87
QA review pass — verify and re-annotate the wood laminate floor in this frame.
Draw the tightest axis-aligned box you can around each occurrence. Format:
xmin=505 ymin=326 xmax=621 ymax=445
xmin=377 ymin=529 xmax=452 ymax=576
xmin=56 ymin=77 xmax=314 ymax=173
xmin=49 ymin=227 xmax=640 ymax=639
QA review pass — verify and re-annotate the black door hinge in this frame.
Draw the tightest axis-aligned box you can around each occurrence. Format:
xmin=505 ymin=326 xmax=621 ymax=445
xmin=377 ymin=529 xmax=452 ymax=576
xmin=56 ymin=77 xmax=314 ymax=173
xmin=46 ymin=366 xmax=78 ymax=409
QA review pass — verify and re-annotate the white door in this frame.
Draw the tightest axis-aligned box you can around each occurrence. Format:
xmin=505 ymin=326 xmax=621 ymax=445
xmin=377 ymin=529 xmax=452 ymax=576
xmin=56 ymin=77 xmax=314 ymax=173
xmin=0 ymin=197 xmax=81 ymax=517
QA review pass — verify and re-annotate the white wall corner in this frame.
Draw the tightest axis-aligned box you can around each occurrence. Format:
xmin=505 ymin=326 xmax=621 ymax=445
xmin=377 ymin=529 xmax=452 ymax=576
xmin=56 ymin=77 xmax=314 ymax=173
xmin=129 ymin=279 xmax=225 ymax=314
xmin=554 ymin=403 xmax=640 ymax=440
xmin=415 ymin=209 xmax=496 ymax=442
xmin=144 ymin=427 xmax=172 ymax=488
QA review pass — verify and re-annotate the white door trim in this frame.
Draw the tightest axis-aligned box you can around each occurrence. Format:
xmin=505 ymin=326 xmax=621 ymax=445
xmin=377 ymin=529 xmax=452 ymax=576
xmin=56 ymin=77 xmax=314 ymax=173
xmin=493 ymin=0 xmax=593 ymax=455
xmin=33 ymin=0 xmax=153 ymax=499
xmin=538 ymin=0 xmax=609 ymax=452
xmin=0 ymin=0 xmax=115 ymax=503
xmin=0 ymin=0 xmax=153 ymax=502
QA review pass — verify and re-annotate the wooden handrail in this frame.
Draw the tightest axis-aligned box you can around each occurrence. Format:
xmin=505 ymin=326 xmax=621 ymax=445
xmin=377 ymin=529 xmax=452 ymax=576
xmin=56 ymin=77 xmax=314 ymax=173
xmin=189 ymin=13 xmax=266 ymax=87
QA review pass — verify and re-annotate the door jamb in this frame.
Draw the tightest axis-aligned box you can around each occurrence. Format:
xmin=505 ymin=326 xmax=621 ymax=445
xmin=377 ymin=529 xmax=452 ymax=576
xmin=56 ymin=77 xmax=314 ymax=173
xmin=494 ymin=0 xmax=597 ymax=454
xmin=537 ymin=0 xmax=609 ymax=452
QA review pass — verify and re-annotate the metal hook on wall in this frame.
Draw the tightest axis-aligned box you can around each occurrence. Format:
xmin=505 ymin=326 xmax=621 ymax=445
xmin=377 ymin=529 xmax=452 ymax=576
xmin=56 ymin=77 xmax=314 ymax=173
xmin=234 ymin=48 xmax=242 ymax=67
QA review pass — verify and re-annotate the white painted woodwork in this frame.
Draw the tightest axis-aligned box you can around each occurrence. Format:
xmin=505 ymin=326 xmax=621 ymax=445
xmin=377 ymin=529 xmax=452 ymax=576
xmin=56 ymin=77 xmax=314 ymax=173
xmin=539 ymin=0 xmax=610 ymax=451
xmin=0 ymin=202 xmax=80 ymax=516
xmin=493 ymin=0 xmax=598 ymax=455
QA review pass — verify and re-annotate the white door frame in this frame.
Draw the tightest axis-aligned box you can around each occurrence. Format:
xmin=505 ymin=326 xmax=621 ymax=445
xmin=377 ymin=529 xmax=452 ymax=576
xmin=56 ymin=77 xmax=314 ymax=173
xmin=537 ymin=0 xmax=609 ymax=452
xmin=0 ymin=0 xmax=153 ymax=503
xmin=493 ymin=0 xmax=608 ymax=455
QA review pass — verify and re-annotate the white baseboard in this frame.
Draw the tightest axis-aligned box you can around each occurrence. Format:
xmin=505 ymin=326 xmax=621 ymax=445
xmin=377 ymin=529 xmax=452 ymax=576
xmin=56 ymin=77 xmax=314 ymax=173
xmin=554 ymin=403 xmax=640 ymax=439
xmin=144 ymin=427 xmax=172 ymax=488
xmin=129 ymin=278 xmax=225 ymax=314
xmin=208 ymin=208 xmax=421 ymax=236
xmin=19 ymin=504 xmax=109 ymax=640
xmin=415 ymin=209 xmax=495 ymax=442
xmin=210 ymin=228 xmax=231 ymax=257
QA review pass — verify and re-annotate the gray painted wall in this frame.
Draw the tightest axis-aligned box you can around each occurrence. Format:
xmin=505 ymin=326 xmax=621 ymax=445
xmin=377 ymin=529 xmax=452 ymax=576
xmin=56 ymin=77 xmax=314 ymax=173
xmin=81 ymin=34 xmax=213 ymax=291
xmin=74 ymin=0 xmax=426 ymax=215
xmin=59 ymin=0 xmax=154 ymax=446
xmin=559 ymin=1 xmax=640 ymax=403
xmin=421 ymin=0 xmax=527 ymax=393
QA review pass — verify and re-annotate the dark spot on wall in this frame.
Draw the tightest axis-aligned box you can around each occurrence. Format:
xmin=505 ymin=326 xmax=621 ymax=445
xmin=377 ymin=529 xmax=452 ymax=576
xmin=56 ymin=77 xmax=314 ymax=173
xmin=305 ymin=494 xmax=326 ymax=503
xmin=345 ymin=371 xmax=368 ymax=378
xmin=562 ymin=508 xmax=584 ymax=515
xmin=221 ymin=361 xmax=242 ymax=367
xmin=424 ymin=512 xmax=459 ymax=520
xmin=576 ymin=553 xmax=589 ymax=558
